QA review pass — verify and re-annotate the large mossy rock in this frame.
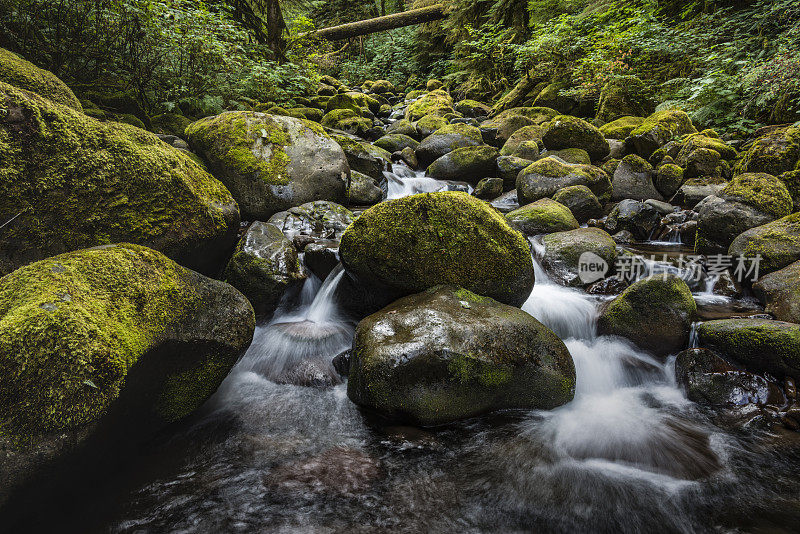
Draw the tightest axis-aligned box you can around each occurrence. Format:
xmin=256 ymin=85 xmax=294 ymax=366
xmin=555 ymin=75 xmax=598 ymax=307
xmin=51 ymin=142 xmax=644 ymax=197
xmin=552 ymin=185 xmax=603 ymax=223
xmin=595 ymin=76 xmax=653 ymax=124
xmin=427 ymin=145 xmax=500 ymax=184
xmin=0 ymin=244 xmax=255 ymax=507
xmin=729 ymin=213 xmax=800 ymax=275
xmin=696 ymin=318 xmax=800 ymax=380
xmin=347 ymin=286 xmax=575 ymax=426
xmin=373 ymin=133 xmax=419 ymax=153
xmin=541 ymin=115 xmax=610 ymax=161
xmin=415 ymin=123 xmax=483 ymax=167
xmin=506 ymin=199 xmax=579 ymax=236
xmin=0 ymin=48 xmax=81 ymax=111
xmin=695 ymin=173 xmax=792 ymax=253
xmin=405 ymin=89 xmax=455 ymax=121
xmin=150 ymin=112 xmax=193 ymax=139
xmin=0 ymin=82 xmax=239 ymax=276
xmin=541 ymin=227 xmax=618 ymax=287
xmin=599 ymin=116 xmax=645 ymax=140
xmin=331 ymin=134 xmax=390 ymax=180
xmin=339 ymin=191 xmax=535 ymax=308
xmin=349 ymin=170 xmax=385 ymax=206
xmin=598 ymin=275 xmax=697 ymax=356
xmin=483 ymin=107 xmax=559 ymax=148
xmin=320 ymin=109 xmax=374 ymax=137
xmin=186 ymin=111 xmax=349 ymax=221
xmin=223 ymin=222 xmax=307 ymax=316
xmin=414 ymin=114 xmax=449 ymax=137
xmin=735 ymin=125 xmax=800 ymax=176
xmin=754 ymin=261 xmax=800 ymax=323
xmin=500 ymin=124 xmax=546 ymax=156
xmin=516 ymin=156 xmax=612 ymax=205
xmin=612 ymin=154 xmax=663 ymax=201
xmin=625 ymin=110 xmax=697 ymax=159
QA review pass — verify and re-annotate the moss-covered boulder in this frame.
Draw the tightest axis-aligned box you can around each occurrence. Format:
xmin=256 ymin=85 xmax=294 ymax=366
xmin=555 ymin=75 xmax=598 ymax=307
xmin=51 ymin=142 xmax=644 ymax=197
xmin=349 ymin=170 xmax=385 ymax=205
xmin=223 ymin=222 xmax=307 ymax=315
xmin=426 ymin=79 xmax=444 ymax=91
xmin=753 ymin=261 xmax=800 ymax=323
xmin=605 ymin=199 xmax=661 ymax=241
xmin=473 ymin=177 xmax=504 ymax=200
xmin=374 ymin=133 xmax=419 ymax=153
xmin=482 ymin=107 xmax=558 ymax=147
xmin=325 ymin=93 xmax=363 ymax=114
xmin=150 ymin=112 xmax=193 ymax=139
xmin=677 ymin=132 xmax=737 ymax=163
xmin=779 ymin=170 xmax=800 ymax=211
xmin=0 ymin=82 xmax=239 ymax=276
xmin=696 ymin=318 xmax=800 ymax=380
xmin=599 ymin=116 xmax=645 ymax=140
xmin=500 ymin=124 xmax=547 ymax=156
xmin=612 ymin=154 xmax=663 ymax=201
xmin=370 ymin=79 xmax=395 ymax=94
xmin=625 ymin=110 xmax=697 ymax=159
xmin=496 ymin=155 xmax=534 ymax=190
xmin=0 ymin=244 xmax=254 ymax=506
xmin=532 ymin=82 xmax=578 ymax=114
xmin=735 ymin=125 xmax=800 ymax=176
xmin=595 ymin=76 xmax=654 ymax=124
xmin=81 ymin=88 xmax=150 ymax=128
xmin=516 ymin=156 xmax=612 ymax=205
xmin=415 ymin=122 xmax=483 ymax=167
xmin=0 ymin=48 xmax=81 ymax=111
xmin=414 ymin=114 xmax=449 ymax=137
xmin=320 ymin=108 xmax=374 ymax=137
xmin=598 ymin=274 xmax=697 ymax=356
xmin=541 ymin=115 xmax=610 ymax=161
xmin=547 ymin=148 xmax=590 ymax=165
xmin=386 ymin=118 xmax=419 ymax=139
xmin=331 ymin=133 xmax=390 ymax=180
xmin=454 ymin=99 xmax=491 ymax=117
xmin=541 ymin=227 xmax=619 ymax=287
xmin=655 ymin=163 xmax=685 ymax=199
xmin=406 ymin=89 xmax=454 ymax=121
xmin=729 ymin=213 xmax=800 ymax=275
xmin=427 ymin=145 xmax=500 ymax=184
xmin=347 ymin=285 xmax=575 ymax=426
xmin=695 ymin=173 xmax=793 ymax=253
xmin=552 ymin=185 xmax=603 ymax=223
xmin=506 ymin=199 xmax=579 ymax=236
xmin=186 ymin=111 xmax=348 ymax=221
xmin=339 ymin=191 xmax=535 ymax=309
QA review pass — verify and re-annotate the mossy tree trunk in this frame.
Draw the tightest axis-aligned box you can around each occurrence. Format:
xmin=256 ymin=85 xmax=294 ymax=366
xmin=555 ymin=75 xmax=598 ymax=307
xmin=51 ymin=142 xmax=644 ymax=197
xmin=301 ymin=4 xmax=448 ymax=41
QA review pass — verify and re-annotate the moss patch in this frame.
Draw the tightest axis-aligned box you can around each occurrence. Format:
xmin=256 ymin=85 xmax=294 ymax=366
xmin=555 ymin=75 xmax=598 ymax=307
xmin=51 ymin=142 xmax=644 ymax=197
xmin=720 ymin=172 xmax=793 ymax=218
xmin=0 ymin=48 xmax=81 ymax=110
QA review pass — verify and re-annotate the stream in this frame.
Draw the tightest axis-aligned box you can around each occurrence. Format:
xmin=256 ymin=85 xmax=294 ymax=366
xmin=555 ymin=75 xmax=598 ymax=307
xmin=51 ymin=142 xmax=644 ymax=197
xmin=76 ymin=141 xmax=800 ymax=534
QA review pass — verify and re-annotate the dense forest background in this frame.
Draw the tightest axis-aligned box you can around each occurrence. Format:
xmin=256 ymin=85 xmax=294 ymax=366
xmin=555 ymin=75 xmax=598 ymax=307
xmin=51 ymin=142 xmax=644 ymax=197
xmin=1 ymin=0 xmax=798 ymax=134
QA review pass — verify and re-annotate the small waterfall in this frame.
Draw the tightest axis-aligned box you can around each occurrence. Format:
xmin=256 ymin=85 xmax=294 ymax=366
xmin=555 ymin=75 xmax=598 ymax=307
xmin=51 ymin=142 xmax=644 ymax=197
xmin=385 ymin=164 xmax=472 ymax=199
xmin=234 ymin=264 xmax=354 ymax=385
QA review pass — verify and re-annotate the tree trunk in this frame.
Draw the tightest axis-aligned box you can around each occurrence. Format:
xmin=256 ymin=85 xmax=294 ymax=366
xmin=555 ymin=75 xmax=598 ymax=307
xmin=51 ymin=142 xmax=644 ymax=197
xmin=302 ymin=4 xmax=447 ymax=41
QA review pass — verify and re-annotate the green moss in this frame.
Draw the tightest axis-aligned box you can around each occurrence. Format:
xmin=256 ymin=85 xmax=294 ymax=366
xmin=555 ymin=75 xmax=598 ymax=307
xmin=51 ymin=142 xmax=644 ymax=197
xmin=0 ymin=245 xmax=204 ymax=441
xmin=500 ymin=124 xmax=547 ymax=156
xmin=542 ymin=115 xmax=609 ymax=160
xmin=339 ymin=191 xmax=534 ymax=307
xmin=599 ymin=116 xmax=645 ymax=139
xmin=0 ymin=82 xmax=237 ymax=276
xmin=448 ymin=353 xmax=513 ymax=387
xmin=186 ymin=110 xmax=292 ymax=185
xmin=156 ymin=355 xmax=232 ymax=422
xmin=151 ymin=112 xmax=193 ymax=138
xmin=414 ymin=114 xmax=449 ymax=134
xmin=779 ymin=170 xmax=800 ymax=211
xmin=735 ymin=126 xmax=800 ymax=175
xmin=506 ymin=198 xmax=579 ymax=235
xmin=0 ymin=47 xmax=82 ymax=110
xmin=596 ymin=76 xmax=651 ymax=124
xmin=406 ymin=89 xmax=454 ymax=121
xmin=679 ymin=132 xmax=737 ymax=161
xmin=729 ymin=212 xmax=800 ymax=274
xmin=720 ymin=172 xmax=793 ymax=218
xmin=630 ymin=109 xmax=696 ymax=140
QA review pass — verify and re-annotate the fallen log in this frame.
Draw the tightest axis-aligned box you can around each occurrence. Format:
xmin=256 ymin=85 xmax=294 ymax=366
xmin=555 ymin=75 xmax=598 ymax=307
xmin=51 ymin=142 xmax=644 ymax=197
xmin=301 ymin=5 xmax=447 ymax=42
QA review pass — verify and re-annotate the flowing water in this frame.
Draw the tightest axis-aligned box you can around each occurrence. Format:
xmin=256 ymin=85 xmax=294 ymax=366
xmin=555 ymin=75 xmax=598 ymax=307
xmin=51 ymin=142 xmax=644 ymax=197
xmin=79 ymin=161 xmax=800 ymax=533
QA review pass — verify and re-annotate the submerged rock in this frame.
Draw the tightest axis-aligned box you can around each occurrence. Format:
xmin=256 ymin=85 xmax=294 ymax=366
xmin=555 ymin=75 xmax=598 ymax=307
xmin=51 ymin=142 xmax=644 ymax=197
xmin=339 ymin=191 xmax=535 ymax=309
xmin=598 ymin=275 xmax=697 ymax=356
xmin=223 ymin=222 xmax=307 ymax=316
xmin=347 ymin=286 xmax=576 ymax=425
xmin=696 ymin=318 xmax=800 ymax=380
xmin=0 ymin=82 xmax=239 ymax=276
xmin=0 ymin=244 xmax=255 ymax=507
xmin=187 ymin=112 xmax=349 ymax=220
